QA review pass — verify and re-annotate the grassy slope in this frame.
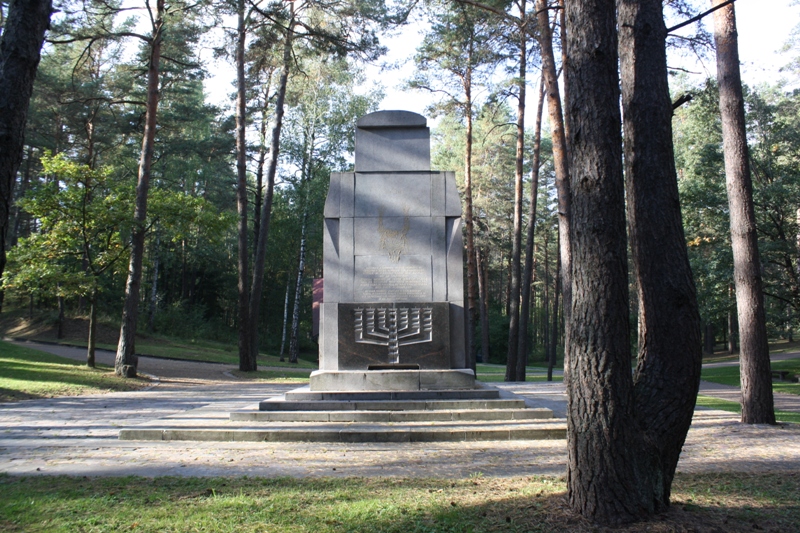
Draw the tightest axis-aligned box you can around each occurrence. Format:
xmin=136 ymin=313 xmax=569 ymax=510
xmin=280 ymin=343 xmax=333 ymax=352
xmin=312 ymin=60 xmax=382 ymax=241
xmin=701 ymin=358 xmax=800 ymax=396
xmin=92 ymin=337 xmax=318 ymax=369
xmin=476 ymin=363 xmax=563 ymax=383
xmin=696 ymin=395 xmax=800 ymax=424
xmin=1 ymin=473 xmax=798 ymax=533
xmin=0 ymin=341 xmax=147 ymax=402
xmin=0 ymin=313 xmax=317 ymax=368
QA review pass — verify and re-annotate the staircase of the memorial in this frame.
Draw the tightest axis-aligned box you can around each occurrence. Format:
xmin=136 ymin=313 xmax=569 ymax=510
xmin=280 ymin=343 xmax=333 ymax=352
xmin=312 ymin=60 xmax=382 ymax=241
xmin=118 ymin=384 xmax=567 ymax=443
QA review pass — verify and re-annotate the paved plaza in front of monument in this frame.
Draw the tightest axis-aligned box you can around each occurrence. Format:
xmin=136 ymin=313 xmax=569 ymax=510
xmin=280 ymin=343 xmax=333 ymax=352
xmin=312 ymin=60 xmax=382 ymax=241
xmin=1 ymin=341 xmax=799 ymax=479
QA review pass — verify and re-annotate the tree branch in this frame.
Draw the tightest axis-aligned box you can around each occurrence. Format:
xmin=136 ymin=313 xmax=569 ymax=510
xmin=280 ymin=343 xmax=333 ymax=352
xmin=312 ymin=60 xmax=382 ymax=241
xmin=454 ymin=0 xmax=519 ymax=24
xmin=667 ymin=0 xmax=736 ymax=34
xmin=672 ymin=93 xmax=693 ymax=111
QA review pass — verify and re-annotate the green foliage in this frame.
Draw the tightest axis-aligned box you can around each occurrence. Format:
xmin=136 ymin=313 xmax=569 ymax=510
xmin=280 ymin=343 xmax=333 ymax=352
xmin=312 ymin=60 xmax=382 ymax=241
xmin=674 ymin=80 xmax=800 ymax=340
xmin=150 ymin=303 xmax=237 ymax=344
xmin=4 ymin=154 xmax=132 ymax=300
xmin=3 ymin=154 xmax=230 ymax=323
xmin=410 ymin=0 xmax=505 ymax=118
xmin=674 ymin=81 xmax=733 ymax=329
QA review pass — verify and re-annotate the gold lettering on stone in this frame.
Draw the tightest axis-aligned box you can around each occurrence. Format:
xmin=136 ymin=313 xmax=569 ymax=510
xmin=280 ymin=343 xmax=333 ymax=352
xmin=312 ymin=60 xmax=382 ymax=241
xmin=378 ymin=208 xmax=410 ymax=262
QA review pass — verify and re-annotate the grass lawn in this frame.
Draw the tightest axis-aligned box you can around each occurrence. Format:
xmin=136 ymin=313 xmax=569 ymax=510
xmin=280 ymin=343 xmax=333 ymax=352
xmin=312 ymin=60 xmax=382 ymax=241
xmin=1 ymin=473 xmax=798 ymax=533
xmin=476 ymin=363 xmax=563 ymax=383
xmin=701 ymin=358 xmax=800 ymax=396
xmin=768 ymin=339 xmax=800 ymax=355
xmin=0 ymin=312 xmax=318 ymax=369
xmin=696 ymin=395 xmax=800 ymax=424
xmin=0 ymin=341 xmax=148 ymax=402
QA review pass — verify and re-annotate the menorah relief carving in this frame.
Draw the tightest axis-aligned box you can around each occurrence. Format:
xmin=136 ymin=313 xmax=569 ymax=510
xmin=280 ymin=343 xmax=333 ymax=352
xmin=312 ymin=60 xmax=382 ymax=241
xmin=354 ymin=306 xmax=433 ymax=364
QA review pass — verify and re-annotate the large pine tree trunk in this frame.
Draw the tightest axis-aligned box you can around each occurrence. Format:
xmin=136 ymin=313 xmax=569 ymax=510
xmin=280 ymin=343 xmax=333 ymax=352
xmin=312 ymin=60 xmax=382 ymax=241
xmin=547 ymin=245 xmax=560 ymax=382
xmin=517 ymin=76 xmax=545 ymax=382
xmin=712 ymin=0 xmax=775 ymax=425
xmin=0 ymin=0 xmax=52 ymax=314
xmin=87 ymin=287 xmax=98 ymax=368
xmin=535 ymin=0 xmax=572 ymax=354
xmin=728 ymin=287 xmax=738 ymax=354
xmin=235 ymin=0 xmax=254 ymax=371
xmin=252 ymin=100 xmax=269 ymax=261
xmin=115 ymin=0 xmax=164 ymax=377
xmin=505 ymin=0 xmax=527 ymax=382
xmin=10 ymin=147 xmax=33 ymax=250
xmin=463 ymin=61 xmax=479 ymax=374
xmin=289 ymin=205 xmax=309 ymax=364
xmin=279 ymin=272 xmax=290 ymax=360
xmin=542 ymin=231 xmax=550 ymax=369
xmin=565 ymin=0 xmax=659 ymax=523
xmin=147 ymin=230 xmax=160 ymax=333
xmin=249 ymin=13 xmax=294 ymax=364
xmin=619 ymin=0 xmax=703 ymax=502
xmin=477 ymin=247 xmax=490 ymax=363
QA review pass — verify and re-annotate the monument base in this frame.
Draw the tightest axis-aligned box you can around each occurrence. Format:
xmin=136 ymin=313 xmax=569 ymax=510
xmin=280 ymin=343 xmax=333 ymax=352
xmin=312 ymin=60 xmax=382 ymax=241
xmin=309 ymin=369 xmax=476 ymax=392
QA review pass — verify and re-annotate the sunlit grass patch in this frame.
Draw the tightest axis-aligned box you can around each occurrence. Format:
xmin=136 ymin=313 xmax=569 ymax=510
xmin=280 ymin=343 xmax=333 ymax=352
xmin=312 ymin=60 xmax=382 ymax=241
xmin=0 ymin=341 xmax=147 ymax=402
xmin=701 ymin=358 xmax=800 ymax=396
xmin=476 ymin=364 xmax=563 ymax=383
xmin=1 ymin=473 xmax=798 ymax=532
xmin=93 ymin=337 xmax=319 ymax=369
xmin=696 ymin=395 xmax=800 ymax=424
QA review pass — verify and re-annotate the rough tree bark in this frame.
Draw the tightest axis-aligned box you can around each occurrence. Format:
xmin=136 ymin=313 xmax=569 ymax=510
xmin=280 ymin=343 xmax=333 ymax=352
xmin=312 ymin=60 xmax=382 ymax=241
xmin=235 ymin=0 xmax=254 ymax=371
xmin=711 ymin=0 xmax=775 ymax=425
xmin=517 ymin=76 xmax=545 ymax=381
xmin=505 ymin=0 xmax=527 ymax=382
xmin=115 ymin=0 xmax=164 ymax=377
xmin=565 ymin=0 xmax=702 ymax=523
xmin=0 ymin=0 xmax=52 ymax=313
xmin=619 ymin=0 xmax=703 ymax=504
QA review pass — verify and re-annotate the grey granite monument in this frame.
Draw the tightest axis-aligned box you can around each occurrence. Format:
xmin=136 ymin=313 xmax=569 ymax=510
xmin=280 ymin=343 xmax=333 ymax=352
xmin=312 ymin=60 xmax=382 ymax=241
xmin=312 ymin=110 xmax=474 ymax=391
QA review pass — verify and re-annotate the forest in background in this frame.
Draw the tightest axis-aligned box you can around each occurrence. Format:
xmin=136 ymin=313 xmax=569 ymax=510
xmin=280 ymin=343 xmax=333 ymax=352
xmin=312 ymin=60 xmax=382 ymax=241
xmin=0 ymin=0 xmax=798 ymax=372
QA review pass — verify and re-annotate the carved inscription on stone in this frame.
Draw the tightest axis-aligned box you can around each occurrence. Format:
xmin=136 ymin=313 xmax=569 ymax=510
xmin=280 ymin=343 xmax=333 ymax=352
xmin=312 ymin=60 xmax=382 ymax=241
xmin=354 ymin=256 xmax=432 ymax=301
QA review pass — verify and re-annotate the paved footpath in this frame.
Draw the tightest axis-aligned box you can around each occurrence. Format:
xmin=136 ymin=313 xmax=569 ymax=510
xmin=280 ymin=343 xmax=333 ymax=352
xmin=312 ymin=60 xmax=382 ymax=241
xmin=1 ymin=341 xmax=799 ymax=478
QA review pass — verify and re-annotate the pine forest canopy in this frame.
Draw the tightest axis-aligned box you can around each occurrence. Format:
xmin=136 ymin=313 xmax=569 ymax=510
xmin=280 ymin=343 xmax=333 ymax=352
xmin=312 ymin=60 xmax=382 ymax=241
xmin=0 ymin=0 xmax=799 ymax=525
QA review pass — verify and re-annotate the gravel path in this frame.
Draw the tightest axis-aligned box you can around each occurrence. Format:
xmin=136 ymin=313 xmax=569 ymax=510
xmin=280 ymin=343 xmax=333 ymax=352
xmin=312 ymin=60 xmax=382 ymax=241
xmin=1 ymin=340 xmax=799 ymax=479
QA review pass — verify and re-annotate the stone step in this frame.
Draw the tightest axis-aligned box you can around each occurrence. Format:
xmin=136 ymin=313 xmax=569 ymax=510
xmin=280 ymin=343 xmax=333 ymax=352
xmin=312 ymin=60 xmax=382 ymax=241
xmin=230 ymin=407 xmax=552 ymax=423
xmin=119 ymin=420 xmax=567 ymax=443
xmin=283 ymin=388 xmax=500 ymax=402
xmin=258 ymin=398 xmax=526 ymax=412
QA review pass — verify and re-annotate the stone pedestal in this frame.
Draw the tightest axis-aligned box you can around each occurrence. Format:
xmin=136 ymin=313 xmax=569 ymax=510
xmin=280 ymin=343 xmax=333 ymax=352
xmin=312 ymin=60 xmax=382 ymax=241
xmin=314 ymin=110 xmax=472 ymax=392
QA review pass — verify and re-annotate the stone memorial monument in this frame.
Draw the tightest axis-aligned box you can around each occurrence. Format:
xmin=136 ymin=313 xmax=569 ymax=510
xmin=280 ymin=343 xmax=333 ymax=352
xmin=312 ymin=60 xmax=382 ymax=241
xmin=312 ymin=110 xmax=475 ymax=391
